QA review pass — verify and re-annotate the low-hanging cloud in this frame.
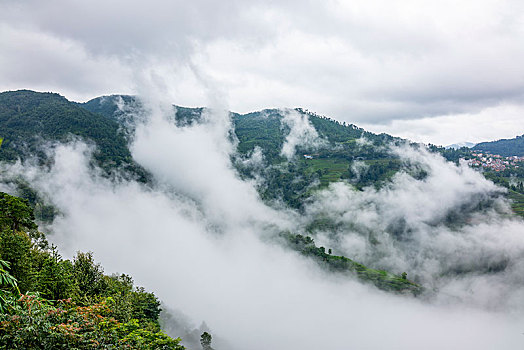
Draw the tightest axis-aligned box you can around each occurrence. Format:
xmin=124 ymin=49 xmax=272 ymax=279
xmin=1 ymin=94 xmax=524 ymax=349
xmin=3 ymin=0 xmax=524 ymax=144
xmin=306 ymin=144 xmax=524 ymax=310
xmin=280 ymin=110 xmax=326 ymax=160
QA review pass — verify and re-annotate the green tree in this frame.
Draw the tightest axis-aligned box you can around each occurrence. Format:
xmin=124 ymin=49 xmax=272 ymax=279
xmin=0 ymin=260 xmax=19 ymax=312
xmin=72 ymin=251 xmax=106 ymax=301
xmin=0 ymin=229 xmax=33 ymax=293
xmin=0 ymin=192 xmax=37 ymax=233
xmin=200 ymin=331 xmax=213 ymax=350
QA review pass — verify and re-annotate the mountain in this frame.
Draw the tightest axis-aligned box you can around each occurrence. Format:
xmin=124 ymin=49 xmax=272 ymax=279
xmin=445 ymin=142 xmax=475 ymax=149
xmin=2 ymin=90 xmax=519 ymax=225
xmin=0 ymin=90 xmax=148 ymax=180
xmin=2 ymin=90 xmax=522 ymax=296
xmin=4 ymin=90 xmax=517 ymax=225
xmin=0 ymin=90 xmax=422 ymax=294
xmin=473 ymin=134 xmax=524 ymax=157
xmin=2 ymin=90 xmax=523 ymax=350
xmin=82 ymin=95 xmax=407 ymax=205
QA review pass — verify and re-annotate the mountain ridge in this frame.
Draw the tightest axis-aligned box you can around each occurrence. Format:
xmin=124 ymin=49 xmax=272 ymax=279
xmin=473 ymin=134 xmax=524 ymax=157
xmin=0 ymin=89 xmax=423 ymax=294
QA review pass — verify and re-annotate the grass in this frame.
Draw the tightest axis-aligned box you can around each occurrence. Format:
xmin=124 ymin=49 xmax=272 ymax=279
xmin=281 ymin=233 xmax=423 ymax=295
xmin=300 ymin=157 xmax=349 ymax=186
xmin=507 ymin=189 xmax=524 ymax=218
xmin=299 ymin=157 xmax=401 ymax=189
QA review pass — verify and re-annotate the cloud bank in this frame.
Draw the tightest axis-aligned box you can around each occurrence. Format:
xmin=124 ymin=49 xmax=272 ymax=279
xmin=2 ymin=95 xmax=524 ymax=349
xmin=1 ymin=0 xmax=524 ymax=144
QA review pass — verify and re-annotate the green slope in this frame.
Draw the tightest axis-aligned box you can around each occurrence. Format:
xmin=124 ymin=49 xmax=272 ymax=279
xmin=10 ymin=90 xmax=520 ymax=296
xmin=473 ymin=134 xmax=524 ymax=157
xmin=0 ymin=192 xmax=184 ymax=348
xmin=508 ymin=189 xmax=524 ymax=217
xmin=281 ymin=233 xmax=422 ymax=294
xmin=0 ymin=90 xmax=147 ymax=180
xmin=78 ymin=95 xmax=422 ymax=294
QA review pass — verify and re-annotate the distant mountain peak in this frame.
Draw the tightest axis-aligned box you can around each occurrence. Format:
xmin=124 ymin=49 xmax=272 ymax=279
xmin=444 ymin=142 xmax=475 ymax=149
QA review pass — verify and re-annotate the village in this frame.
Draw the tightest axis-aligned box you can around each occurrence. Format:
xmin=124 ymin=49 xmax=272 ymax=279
xmin=463 ymin=152 xmax=524 ymax=171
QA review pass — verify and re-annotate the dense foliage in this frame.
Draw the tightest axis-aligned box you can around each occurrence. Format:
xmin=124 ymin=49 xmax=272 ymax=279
xmin=234 ymin=110 xmax=287 ymax=162
xmin=81 ymin=98 xmax=408 ymax=211
xmin=473 ymin=134 xmax=524 ymax=157
xmin=428 ymin=145 xmax=472 ymax=163
xmin=0 ymin=192 xmax=184 ymax=349
xmin=0 ymin=90 xmax=148 ymax=181
xmin=231 ymin=109 xmax=405 ymax=210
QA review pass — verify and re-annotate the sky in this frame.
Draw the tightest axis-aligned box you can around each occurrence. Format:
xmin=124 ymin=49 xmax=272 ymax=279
xmin=2 ymin=3 xmax=524 ymax=347
xmin=1 ymin=0 xmax=524 ymax=145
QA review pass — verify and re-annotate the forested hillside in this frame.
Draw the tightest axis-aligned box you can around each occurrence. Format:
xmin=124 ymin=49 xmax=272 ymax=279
xmin=80 ymin=95 xmax=409 ymax=209
xmin=0 ymin=192 xmax=184 ymax=349
xmin=2 ymin=90 xmax=521 ymax=233
xmin=0 ymin=91 xmax=424 ymax=296
xmin=80 ymin=95 xmax=422 ymax=293
xmin=0 ymin=90 xmax=147 ymax=181
xmin=0 ymin=90 xmax=520 ymax=300
xmin=473 ymin=134 xmax=524 ymax=157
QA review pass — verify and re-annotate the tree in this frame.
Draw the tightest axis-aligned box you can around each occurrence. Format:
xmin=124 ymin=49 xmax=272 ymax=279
xmin=72 ymin=251 xmax=106 ymax=300
xmin=0 ymin=228 xmax=33 ymax=293
xmin=200 ymin=331 xmax=213 ymax=350
xmin=0 ymin=260 xmax=20 ymax=312
xmin=0 ymin=192 xmax=37 ymax=233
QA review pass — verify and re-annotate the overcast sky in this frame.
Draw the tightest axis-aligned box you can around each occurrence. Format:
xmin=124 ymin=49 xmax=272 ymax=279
xmin=1 ymin=0 xmax=523 ymax=145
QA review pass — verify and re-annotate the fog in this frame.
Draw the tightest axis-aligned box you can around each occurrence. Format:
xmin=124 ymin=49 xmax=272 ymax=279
xmin=306 ymin=146 xmax=524 ymax=310
xmin=2 ymin=97 xmax=524 ymax=349
xmin=280 ymin=110 xmax=326 ymax=160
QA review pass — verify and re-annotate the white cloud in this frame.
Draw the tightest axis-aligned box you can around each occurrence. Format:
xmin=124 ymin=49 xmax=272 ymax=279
xmin=1 ymin=0 xmax=524 ymax=142
xmin=305 ymin=144 xmax=524 ymax=310
xmin=360 ymin=103 xmax=524 ymax=145
xmin=280 ymin=110 xmax=326 ymax=159
xmin=1 ymin=94 xmax=524 ymax=348
xmin=0 ymin=24 xmax=133 ymax=101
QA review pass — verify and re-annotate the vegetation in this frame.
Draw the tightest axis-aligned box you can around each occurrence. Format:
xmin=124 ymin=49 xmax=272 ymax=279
xmin=231 ymin=108 xmax=405 ymax=210
xmin=280 ymin=233 xmax=422 ymax=295
xmin=200 ymin=332 xmax=213 ymax=350
xmin=79 ymin=95 xmax=406 ymax=208
xmin=0 ymin=192 xmax=184 ymax=349
xmin=233 ymin=109 xmax=287 ymax=162
xmin=0 ymin=90 xmax=148 ymax=181
xmin=428 ymin=144 xmax=472 ymax=163
xmin=507 ymin=189 xmax=524 ymax=217
xmin=431 ymin=144 xmax=524 ymax=218
xmin=473 ymin=134 xmax=524 ymax=157
xmin=2 ymin=90 xmax=521 ymax=305
xmin=59 ymin=92 xmax=524 ymax=219
xmin=78 ymin=95 xmax=139 ymax=121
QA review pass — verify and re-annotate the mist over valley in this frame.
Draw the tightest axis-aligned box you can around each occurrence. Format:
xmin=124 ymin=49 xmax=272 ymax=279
xmin=0 ymin=90 xmax=523 ymax=349
xmin=2 ymin=1 xmax=524 ymax=348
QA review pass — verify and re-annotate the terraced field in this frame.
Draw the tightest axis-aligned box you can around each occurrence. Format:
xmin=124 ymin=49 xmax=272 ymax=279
xmin=508 ymin=189 xmax=524 ymax=218
xmin=299 ymin=157 xmax=349 ymax=186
